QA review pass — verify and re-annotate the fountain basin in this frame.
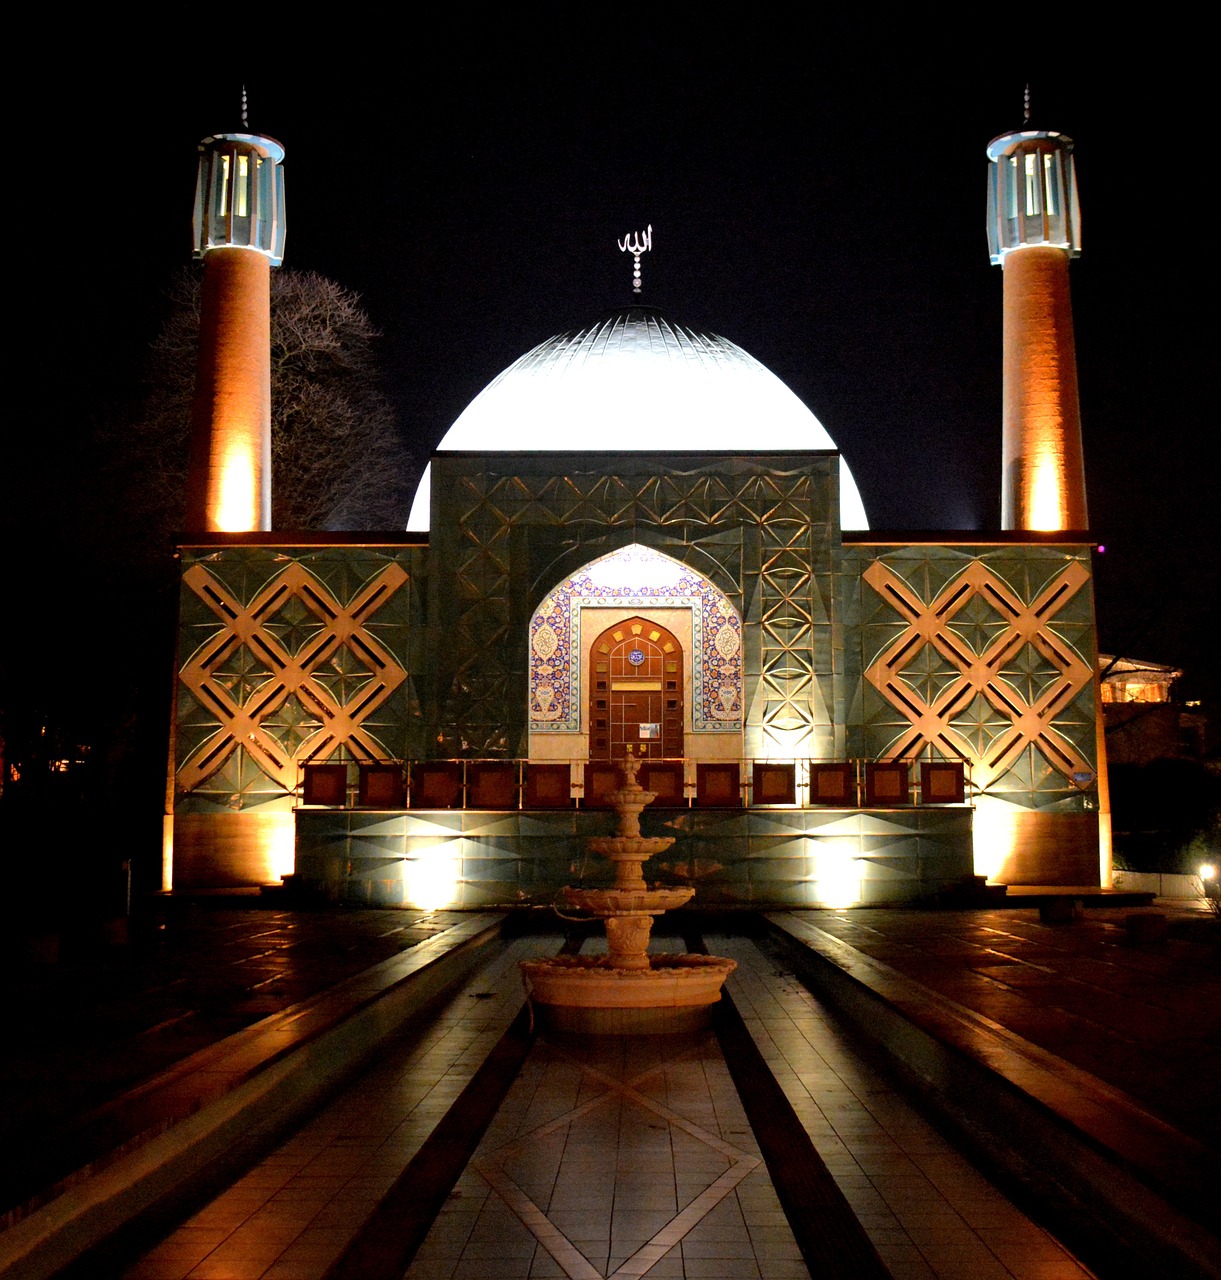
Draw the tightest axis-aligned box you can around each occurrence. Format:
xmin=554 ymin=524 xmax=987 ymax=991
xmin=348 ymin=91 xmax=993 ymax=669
xmin=520 ymin=953 xmax=738 ymax=1034
xmin=520 ymin=750 xmax=736 ymax=1033
xmin=561 ymin=886 xmax=694 ymax=915
xmin=586 ymin=836 xmax=675 ymax=859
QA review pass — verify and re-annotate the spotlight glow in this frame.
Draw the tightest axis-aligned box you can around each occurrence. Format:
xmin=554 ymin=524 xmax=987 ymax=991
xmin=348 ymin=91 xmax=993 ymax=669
xmin=403 ymin=844 xmax=463 ymax=909
xmin=812 ymin=838 xmax=862 ymax=908
xmin=216 ymin=447 xmax=258 ymax=531
xmin=972 ymin=796 xmax=1022 ymax=884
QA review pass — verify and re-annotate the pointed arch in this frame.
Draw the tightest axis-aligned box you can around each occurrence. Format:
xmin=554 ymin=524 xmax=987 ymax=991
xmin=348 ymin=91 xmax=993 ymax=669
xmin=528 ymin=544 xmax=742 ymax=737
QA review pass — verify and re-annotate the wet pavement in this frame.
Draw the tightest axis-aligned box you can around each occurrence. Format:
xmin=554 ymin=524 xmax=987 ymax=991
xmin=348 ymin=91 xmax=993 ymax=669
xmin=787 ymin=905 xmax=1221 ymax=1152
xmin=5 ymin=901 xmax=1218 ymax=1170
xmin=3 ymin=898 xmax=1217 ymax=1274
xmin=1 ymin=900 xmax=465 ymax=1204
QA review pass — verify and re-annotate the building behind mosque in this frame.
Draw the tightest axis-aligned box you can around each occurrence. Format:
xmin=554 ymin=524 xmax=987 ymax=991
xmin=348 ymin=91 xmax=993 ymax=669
xmin=167 ymin=120 xmax=1108 ymax=906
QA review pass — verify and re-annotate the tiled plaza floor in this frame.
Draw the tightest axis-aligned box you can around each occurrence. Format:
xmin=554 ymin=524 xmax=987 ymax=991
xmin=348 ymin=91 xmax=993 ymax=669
xmin=408 ymin=1032 xmax=803 ymax=1280
xmin=787 ymin=907 xmax=1221 ymax=1149
xmin=710 ymin=935 xmax=1093 ymax=1280
xmin=122 ymin=934 xmax=542 ymax=1280
xmin=2 ymin=905 xmax=460 ymax=1160
xmin=399 ymin=936 xmax=1088 ymax=1280
xmin=15 ymin=905 xmax=1213 ymax=1278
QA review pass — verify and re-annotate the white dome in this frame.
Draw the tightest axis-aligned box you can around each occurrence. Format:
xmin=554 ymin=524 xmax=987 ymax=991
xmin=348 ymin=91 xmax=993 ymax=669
xmin=407 ymin=307 xmax=868 ymax=530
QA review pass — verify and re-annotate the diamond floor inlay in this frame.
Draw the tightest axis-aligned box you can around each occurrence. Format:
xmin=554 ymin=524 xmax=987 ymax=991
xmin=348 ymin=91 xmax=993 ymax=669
xmin=409 ymin=1033 xmax=796 ymax=1280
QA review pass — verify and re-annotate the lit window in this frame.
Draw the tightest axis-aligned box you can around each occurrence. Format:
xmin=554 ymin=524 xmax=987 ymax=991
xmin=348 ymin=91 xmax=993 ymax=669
xmin=1024 ymin=153 xmax=1039 ymax=217
xmin=1043 ymin=153 xmax=1058 ymax=215
xmin=1007 ymin=156 xmax=1020 ymax=221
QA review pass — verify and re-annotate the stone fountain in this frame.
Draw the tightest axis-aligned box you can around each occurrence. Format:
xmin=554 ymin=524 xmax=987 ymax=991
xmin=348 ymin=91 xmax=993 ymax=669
xmin=520 ymin=751 xmax=736 ymax=1033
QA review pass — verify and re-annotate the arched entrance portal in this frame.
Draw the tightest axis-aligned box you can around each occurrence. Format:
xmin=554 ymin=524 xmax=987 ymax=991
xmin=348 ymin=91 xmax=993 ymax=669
xmin=588 ymin=617 xmax=684 ymax=760
xmin=527 ymin=543 xmax=742 ymax=765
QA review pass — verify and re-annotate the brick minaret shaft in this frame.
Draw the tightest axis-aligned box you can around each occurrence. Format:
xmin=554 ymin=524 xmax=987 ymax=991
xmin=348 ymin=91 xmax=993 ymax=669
xmin=1001 ymin=245 xmax=1087 ymax=529
xmin=987 ymin=129 xmax=1086 ymax=531
xmin=184 ymin=132 xmax=285 ymax=531
xmin=185 ymin=248 xmax=272 ymax=529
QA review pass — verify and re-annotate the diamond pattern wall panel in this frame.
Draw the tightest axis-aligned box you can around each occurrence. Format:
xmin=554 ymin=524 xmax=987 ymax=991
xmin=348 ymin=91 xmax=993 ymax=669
xmin=175 ymin=545 xmax=426 ymax=814
xmin=295 ymin=804 xmax=973 ymax=908
xmin=842 ymin=542 xmax=1099 ymax=811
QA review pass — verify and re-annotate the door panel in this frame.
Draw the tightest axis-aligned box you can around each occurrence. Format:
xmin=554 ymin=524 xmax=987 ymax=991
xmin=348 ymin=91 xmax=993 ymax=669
xmin=589 ymin=616 xmax=684 ymax=760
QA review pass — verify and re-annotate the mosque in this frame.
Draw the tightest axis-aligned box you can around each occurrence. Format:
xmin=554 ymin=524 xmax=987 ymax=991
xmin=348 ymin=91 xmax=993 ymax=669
xmin=166 ymin=120 xmax=1109 ymax=907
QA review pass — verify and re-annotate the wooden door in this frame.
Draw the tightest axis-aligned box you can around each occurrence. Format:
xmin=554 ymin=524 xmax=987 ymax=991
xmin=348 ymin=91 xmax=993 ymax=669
xmin=588 ymin=616 xmax=684 ymax=760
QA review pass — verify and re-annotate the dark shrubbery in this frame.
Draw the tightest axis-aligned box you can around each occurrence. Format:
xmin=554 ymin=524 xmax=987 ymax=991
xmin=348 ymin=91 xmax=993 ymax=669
xmin=1110 ymin=758 xmax=1221 ymax=872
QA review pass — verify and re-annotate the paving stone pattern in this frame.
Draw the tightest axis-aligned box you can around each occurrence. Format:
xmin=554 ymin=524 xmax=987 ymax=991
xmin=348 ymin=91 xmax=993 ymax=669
xmin=1 ymin=907 xmax=461 ymax=1167
xmin=789 ymin=908 xmax=1221 ymax=1150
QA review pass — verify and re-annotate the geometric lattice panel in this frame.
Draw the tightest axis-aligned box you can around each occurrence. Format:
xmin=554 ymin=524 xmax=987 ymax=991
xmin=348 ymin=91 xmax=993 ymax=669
xmin=176 ymin=551 xmax=416 ymax=801
xmin=861 ymin=554 xmax=1096 ymax=794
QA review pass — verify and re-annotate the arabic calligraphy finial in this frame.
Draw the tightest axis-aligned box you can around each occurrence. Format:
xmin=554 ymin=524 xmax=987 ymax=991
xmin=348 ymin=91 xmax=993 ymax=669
xmin=618 ymin=224 xmax=652 ymax=295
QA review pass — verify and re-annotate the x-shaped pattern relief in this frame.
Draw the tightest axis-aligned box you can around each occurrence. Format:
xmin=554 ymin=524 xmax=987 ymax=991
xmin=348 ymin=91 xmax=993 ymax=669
xmin=178 ymin=561 xmax=408 ymax=794
xmin=473 ymin=1044 xmax=760 ymax=1280
xmin=862 ymin=559 xmax=1093 ymax=791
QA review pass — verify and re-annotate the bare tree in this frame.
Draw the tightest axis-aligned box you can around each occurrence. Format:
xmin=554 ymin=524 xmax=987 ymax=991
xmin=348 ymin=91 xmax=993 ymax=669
xmin=108 ymin=268 xmax=415 ymax=546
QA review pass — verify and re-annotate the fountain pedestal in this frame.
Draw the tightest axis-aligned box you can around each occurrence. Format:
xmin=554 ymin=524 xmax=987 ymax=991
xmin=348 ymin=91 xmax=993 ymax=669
xmin=520 ymin=752 xmax=736 ymax=1034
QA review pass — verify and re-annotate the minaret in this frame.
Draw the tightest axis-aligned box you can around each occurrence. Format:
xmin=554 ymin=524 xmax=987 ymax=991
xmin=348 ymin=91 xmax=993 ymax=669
xmin=183 ymin=123 xmax=285 ymax=531
xmin=987 ymin=118 xmax=1086 ymax=531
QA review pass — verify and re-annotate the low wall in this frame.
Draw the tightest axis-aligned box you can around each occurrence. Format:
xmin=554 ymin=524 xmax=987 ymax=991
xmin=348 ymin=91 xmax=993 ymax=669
xmin=1112 ymin=871 xmax=1211 ymax=900
xmin=294 ymin=805 xmax=974 ymax=909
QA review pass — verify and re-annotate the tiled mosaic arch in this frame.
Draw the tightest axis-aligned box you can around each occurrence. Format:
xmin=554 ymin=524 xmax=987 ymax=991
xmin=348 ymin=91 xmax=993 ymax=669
xmin=529 ymin=544 xmax=742 ymax=734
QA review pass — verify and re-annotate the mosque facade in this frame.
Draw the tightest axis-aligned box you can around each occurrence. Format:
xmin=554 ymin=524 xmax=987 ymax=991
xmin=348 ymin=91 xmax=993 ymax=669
xmin=167 ymin=125 xmax=1107 ymax=906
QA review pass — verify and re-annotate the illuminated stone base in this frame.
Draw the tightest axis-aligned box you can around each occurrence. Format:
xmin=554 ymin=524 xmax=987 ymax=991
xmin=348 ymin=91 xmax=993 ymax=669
xmin=972 ymin=805 xmax=1100 ymax=886
xmin=520 ymin=953 xmax=737 ymax=1035
xmin=173 ymin=811 xmax=296 ymax=889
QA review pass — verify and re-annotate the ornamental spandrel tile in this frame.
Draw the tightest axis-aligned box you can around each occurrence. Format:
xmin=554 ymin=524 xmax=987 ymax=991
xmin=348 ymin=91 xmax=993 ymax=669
xmin=759 ymin=618 xmax=812 ymax=649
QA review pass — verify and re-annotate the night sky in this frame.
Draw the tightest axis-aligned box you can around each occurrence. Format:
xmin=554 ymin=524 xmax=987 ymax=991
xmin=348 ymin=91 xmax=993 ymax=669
xmin=16 ymin=29 xmax=1216 ymax=703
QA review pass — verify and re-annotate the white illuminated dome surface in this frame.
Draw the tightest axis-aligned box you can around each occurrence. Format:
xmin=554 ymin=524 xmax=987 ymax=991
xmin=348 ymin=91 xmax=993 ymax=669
xmin=407 ymin=307 xmax=868 ymax=531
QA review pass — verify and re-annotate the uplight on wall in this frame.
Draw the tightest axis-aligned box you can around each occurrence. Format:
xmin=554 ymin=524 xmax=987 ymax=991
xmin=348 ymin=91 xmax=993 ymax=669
xmin=810 ymin=838 xmax=862 ymax=908
xmin=971 ymin=795 xmax=1022 ymax=884
xmin=402 ymin=844 xmax=463 ymax=909
xmin=1028 ymin=454 xmax=1066 ymax=532
xmin=267 ymin=817 xmax=296 ymax=883
xmin=216 ymin=446 xmax=259 ymax=531
xmin=761 ymin=725 xmax=815 ymax=760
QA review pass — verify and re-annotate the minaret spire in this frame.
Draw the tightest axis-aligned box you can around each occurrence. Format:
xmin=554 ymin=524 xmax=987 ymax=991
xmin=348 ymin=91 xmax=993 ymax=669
xmin=986 ymin=120 xmax=1086 ymax=531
